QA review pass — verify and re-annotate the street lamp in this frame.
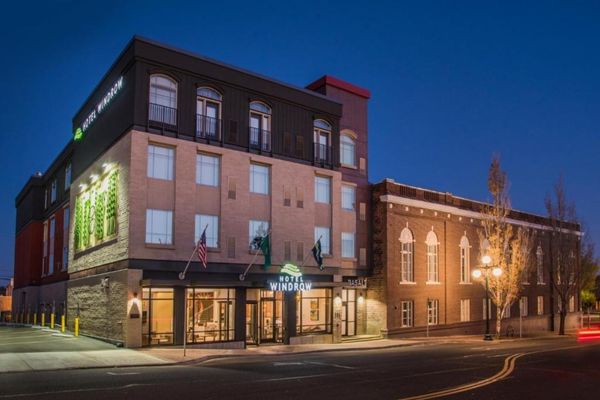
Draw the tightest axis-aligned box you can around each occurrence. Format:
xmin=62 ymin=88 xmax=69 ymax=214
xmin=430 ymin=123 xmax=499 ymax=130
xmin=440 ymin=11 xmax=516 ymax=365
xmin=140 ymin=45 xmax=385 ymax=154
xmin=472 ymin=255 xmax=502 ymax=341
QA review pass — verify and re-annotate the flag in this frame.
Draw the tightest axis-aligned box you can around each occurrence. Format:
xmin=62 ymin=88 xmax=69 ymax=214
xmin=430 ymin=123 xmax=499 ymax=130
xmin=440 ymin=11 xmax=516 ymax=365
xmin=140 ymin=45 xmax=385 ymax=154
xmin=197 ymin=227 xmax=208 ymax=268
xmin=259 ymin=234 xmax=271 ymax=270
xmin=312 ymin=239 xmax=323 ymax=270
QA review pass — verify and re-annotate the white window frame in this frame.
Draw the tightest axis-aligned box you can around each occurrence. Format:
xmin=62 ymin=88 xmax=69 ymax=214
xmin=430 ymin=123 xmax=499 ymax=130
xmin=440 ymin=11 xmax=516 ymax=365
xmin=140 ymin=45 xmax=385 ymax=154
xmin=400 ymin=228 xmax=414 ymax=283
xmin=427 ymin=299 xmax=439 ymax=325
xmin=64 ymin=163 xmax=71 ymax=191
xmin=459 ymin=236 xmax=470 ymax=283
xmin=51 ymin=180 xmax=57 ymax=204
xmin=315 ymin=176 xmax=331 ymax=204
xmin=196 ymin=153 xmax=220 ymax=187
xmin=341 ymin=232 xmax=355 ymax=258
xmin=537 ymin=296 xmax=544 ymax=315
xmin=569 ymin=296 xmax=575 ymax=313
xmin=147 ymin=145 xmax=174 ymax=180
xmin=48 ymin=218 xmax=55 ymax=274
xmin=340 ymin=133 xmax=356 ymax=167
xmin=249 ymin=220 xmax=269 ymax=249
xmin=315 ymin=226 xmax=331 ymax=255
xmin=145 ymin=209 xmax=173 ymax=245
xmin=426 ymin=231 xmax=439 ymax=283
xmin=195 ymin=214 xmax=219 ymax=248
xmin=520 ymin=297 xmax=528 ymax=317
xmin=401 ymin=301 xmax=413 ymax=327
xmin=250 ymin=163 xmax=269 ymax=195
xmin=460 ymin=299 xmax=471 ymax=322
xmin=341 ymin=185 xmax=356 ymax=211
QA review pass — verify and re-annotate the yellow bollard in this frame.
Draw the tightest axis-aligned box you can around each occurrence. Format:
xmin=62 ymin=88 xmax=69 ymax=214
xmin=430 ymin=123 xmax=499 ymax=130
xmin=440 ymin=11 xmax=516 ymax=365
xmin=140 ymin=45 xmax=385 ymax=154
xmin=41 ymin=313 xmax=45 ymax=327
xmin=74 ymin=317 xmax=79 ymax=337
xmin=50 ymin=313 xmax=55 ymax=329
xmin=61 ymin=315 xmax=65 ymax=333
xmin=33 ymin=313 xmax=37 ymax=325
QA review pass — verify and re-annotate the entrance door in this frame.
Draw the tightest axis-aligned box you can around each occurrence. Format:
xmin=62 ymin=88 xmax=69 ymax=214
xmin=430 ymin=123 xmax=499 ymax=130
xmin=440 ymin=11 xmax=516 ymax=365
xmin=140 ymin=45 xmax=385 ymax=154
xmin=342 ymin=289 xmax=357 ymax=337
xmin=260 ymin=290 xmax=284 ymax=343
xmin=246 ymin=302 xmax=258 ymax=345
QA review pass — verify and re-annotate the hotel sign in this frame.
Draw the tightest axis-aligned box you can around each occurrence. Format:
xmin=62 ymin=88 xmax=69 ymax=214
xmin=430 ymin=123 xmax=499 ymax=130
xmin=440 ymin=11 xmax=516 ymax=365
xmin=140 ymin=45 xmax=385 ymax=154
xmin=74 ymin=76 xmax=124 ymax=141
xmin=268 ymin=264 xmax=313 ymax=292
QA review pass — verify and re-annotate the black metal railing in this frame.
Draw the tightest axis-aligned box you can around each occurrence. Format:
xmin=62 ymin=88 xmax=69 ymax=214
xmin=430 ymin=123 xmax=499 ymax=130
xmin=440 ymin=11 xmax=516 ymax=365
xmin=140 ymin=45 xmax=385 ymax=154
xmin=195 ymin=115 xmax=221 ymax=141
xmin=314 ymin=143 xmax=333 ymax=164
xmin=149 ymin=103 xmax=177 ymax=129
xmin=249 ymin=127 xmax=271 ymax=152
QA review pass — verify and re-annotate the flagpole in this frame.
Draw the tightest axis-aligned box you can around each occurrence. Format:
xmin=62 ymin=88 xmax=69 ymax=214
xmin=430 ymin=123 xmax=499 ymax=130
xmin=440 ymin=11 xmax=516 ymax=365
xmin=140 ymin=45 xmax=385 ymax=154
xmin=300 ymin=235 xmax=323 ymax=268
xmin=239 ymin=230 xmax=271 ymax=281
xmin=179 ymin=224 xmax=209 ymax=280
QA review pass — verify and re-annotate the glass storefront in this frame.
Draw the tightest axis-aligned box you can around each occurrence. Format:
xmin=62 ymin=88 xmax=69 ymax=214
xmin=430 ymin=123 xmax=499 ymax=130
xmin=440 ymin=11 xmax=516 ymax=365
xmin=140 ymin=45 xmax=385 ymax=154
xmin=186 ymin=288 xmax=235 ymax=343
xmin=142 ymin=288 xmax=174 ymax=346
xmin=342 ymin=289 xmax=357 ymax=336
xmin=296 ymin=288 xmax=332 ymax=335
xmin=260 ymin=290 xmax=284 ymax=342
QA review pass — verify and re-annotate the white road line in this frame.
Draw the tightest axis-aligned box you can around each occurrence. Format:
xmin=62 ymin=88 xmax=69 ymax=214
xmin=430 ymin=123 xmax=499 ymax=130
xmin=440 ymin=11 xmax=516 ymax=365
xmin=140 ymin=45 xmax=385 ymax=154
xmin=261 ymin=373 xmax=334 ymax=382
xmin=106 ymin=371 xmax=141 ymax=376
xmin=305 ymin=361 xmax=356 ymax=370
xmin=273 ymin=362 xmax=304 ymax=366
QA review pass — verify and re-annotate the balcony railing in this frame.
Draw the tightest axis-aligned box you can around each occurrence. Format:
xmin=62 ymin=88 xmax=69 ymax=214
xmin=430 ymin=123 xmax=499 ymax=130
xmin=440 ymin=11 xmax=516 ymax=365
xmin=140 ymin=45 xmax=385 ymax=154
xmin=314 ymin=143 xmax=333 ymax=165
xmin=149 ymin=103 xmax=177 ymax=130
xmin=196 ymin=115 xmax=221 ymax=141
xmin=249 ymin=127 xmax=271 ymax=152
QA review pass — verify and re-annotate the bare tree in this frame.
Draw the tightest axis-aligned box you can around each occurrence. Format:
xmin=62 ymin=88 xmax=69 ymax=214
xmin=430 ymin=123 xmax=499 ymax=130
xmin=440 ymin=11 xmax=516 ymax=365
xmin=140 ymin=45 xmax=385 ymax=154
xmin=478 ymin=156 xmax=535 ymax=337
xmin=545 ymin=177 xmax=581 ymax=335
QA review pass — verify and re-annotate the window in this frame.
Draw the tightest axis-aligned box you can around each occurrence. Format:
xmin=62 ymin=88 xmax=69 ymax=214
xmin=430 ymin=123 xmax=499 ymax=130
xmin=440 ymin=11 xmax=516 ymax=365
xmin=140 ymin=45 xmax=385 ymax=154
xmin=249 ymin=220 xmax=269 ymax=249
xmin=145 ymin=209 xmax=173 ymax=245
xmin=460 ymin=299 xmax=471 ymax=322
xmin=314 ymin=176 xmax=331 ymax=204
xmin=459 ymin=235 xmax=470 ymax=283
xmin=401 ymin=301 xmax=413 ymax=327
xmin=250 ymin=164 xmax=269 ymax=195
xmin=142 ymin=288 xmax=174 ymax=346
xmin=536 ymin=245 xmax=544 ymax=284
xmin=42 ymin=221 xmax=48 ymax=275
xmin=147 ymin=145 xmax=174 ymax=180
xmin=314 ymin=119 xmax=331 ymax=163
xmin=483 ymin=298 xmax=492 ymax=320
xmin=186 ymin=288 xmax=235 ymax=343
xmin=426 ymin=231 xmax=439 ymax=283
xmin=341 ymin=232 xmax=355 ymax=258
xmin=505 ymin=304 xmax=511 ymax=318
xmin=340 ymin=133 xmax=356 ymax=166
xmin=51 ymin=180 xmax=57 ymax=203
xmin=519 ymin=297 xmax=528 ymax=317
xmin=44 ymin=189 xmax=48 ymax=209
xmin=296 ymin=288 xmax=333 ymax=335
xmin=62 ymin=207 xmax=69 ymax=270
xmin=249 ymin=101 xmax=271 ymax=152
xmin=64 ymin=163 xmax=71 ymax=191
xmin=49 ymin=218 xmax=55 ymax=274
xmin=149 ymin=75 xmax=177 ymax=125
xmin=427 ymin=299 xmax=439 ymax=325
xmin=569 ymin=296 xmax=575 ymax=312
xmin=537 ymin=296 xmax=544 ymax=315
xmin=315 ymin=226 xmax=331 ymax=255
xmin=341 ymin=185 xmax=356 ymax=210
xmin=196 ymin=154 xmax=219 ymax=186
xmin=196 ymin=87 xmax=222 ymax=139
xmin=195 ymin=214 xmax=219 ymax=248
xmin=400 ymin=228 xmax=414 ymax=282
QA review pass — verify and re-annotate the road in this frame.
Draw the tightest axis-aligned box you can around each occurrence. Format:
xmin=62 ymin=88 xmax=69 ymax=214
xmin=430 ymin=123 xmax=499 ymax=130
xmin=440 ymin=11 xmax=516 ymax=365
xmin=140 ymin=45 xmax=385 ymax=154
xmin=0 ymin=336 xmax=598 ymax=399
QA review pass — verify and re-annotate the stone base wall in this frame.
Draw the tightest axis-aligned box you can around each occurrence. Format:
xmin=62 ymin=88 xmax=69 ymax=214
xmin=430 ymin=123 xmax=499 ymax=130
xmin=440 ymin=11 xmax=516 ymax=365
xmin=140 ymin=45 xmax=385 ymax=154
xmin=290 ymin=334 xmax=333 ymax=345
xmin=187 ymin=341 xmax=245 ymax=349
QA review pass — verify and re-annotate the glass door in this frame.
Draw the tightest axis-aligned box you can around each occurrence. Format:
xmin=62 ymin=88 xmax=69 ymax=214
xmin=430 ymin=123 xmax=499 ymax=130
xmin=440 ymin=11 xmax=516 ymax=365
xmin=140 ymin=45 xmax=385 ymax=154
xmin=246 ymin=302 xmax=258 ymax=345
xmin=260 ymin=290 xmax=284 ymax=343
xmin=342 ymin=289 xmax=357 ymax=337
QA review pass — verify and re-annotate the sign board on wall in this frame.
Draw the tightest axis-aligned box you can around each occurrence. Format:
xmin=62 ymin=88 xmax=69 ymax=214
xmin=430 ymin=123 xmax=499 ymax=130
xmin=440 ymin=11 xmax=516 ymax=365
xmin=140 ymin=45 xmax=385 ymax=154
xmin=268 ymin=264 xmax=313 ymax=292
xmin=74 ymin=76 xmax=124 ymax=141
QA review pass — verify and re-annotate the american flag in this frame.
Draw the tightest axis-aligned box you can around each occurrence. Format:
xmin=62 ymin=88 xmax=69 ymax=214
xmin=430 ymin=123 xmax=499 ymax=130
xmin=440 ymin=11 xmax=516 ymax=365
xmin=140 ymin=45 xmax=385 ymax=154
xmin=197 ymin=227 xmax=208 ymax=268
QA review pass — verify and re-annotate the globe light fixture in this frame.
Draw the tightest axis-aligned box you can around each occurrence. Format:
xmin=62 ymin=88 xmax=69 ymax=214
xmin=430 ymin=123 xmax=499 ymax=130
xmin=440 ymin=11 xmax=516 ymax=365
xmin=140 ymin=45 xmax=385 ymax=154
xmin=492 ymin=267 xmax=503 ymax=277
xmin=472 ymin=269 xmax=482 ymax=279
xmin=473 ymin=252 xmax=502 ymax=341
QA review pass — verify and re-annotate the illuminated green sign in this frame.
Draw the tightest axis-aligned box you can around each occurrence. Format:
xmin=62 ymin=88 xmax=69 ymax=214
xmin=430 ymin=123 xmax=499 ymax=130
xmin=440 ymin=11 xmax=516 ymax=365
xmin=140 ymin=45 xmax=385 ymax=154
xmin=268 ymin=264 xmax=312 ymax=292
xmin=74 ymin=76 xmax=124 ymax=141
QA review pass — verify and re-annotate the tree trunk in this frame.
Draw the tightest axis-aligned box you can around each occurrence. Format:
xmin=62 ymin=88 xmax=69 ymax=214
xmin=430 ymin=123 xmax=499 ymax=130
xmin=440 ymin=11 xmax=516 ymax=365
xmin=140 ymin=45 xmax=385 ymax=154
xmin=496 ymin=307 xmax=503 ymax=338
xmin=559 ymin=309 xmax=566 ymax=335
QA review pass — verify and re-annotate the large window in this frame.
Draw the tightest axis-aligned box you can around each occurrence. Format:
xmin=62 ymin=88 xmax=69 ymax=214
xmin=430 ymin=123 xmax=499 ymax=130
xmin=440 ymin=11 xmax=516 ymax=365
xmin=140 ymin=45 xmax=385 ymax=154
xmin=49 ymin=218 xmax=55 ymax=274
xmin=314 ymin=176 xmax=331 ymax=204
xmin=341 ymin=232 xmax=355 ymax=258
xmin=315 ymin=226 xmax=331 ymax=255
xmin=142 ymin=288 xmax=174 ymax=346
xmin=460 ymin=299 xmax=470 ymax=322
xmin=537 ymin=296 xmax=544 ymax=315
xmin=427 ymin=299 xmax=439 ymax=325
xmin=426 ymin=231 xmax=439 ymax=283
xmin=196 ymin=87 xmax=222 ymax=140
xmin=401 ymin=301 xmax=413 ymax=327
xmin=62 ymin=207 xmax=69 ymax=271
xmin=250 ymin=163 xmax=269 ymax=194
xmin=147 ymin=145 xmax=174 ymax=180
xmin=520 ymin=297 xmax=528 ymax=317
xmin=195 ymin=214 xmax=219 ymax=248
xmin=314 ymin=120 xmax=331 ymax=163
xmin=186 ymin=288 xmax=235 ymax=343
xmin=536 ymin=245 xmax=544 ymax=284
xmin=460 ymin=235 xmax=470 ymax=283
xmin=296 ymin=288 xmax=332 ymax=335
xmin=64 ymin=163 xmax=71 ymax=191
xmin=149 ymin=75 xmax=177 ymax=126
xmin=196 ymin=154 xmax=220 ymax=186
xmin=340 ymin=133 xmax=356 ymax=166
xmin=145 ymin=209 xmax=173 ymax=245
xmin=42 ymin=221 xmax=48 ymax=275
xmin=341 ymin=185 xmax=356 ymax=211
xmin=249 ymin=220 xmax=269 ymax=249
xmin=249 ymin=101 xmax=271 ymax=152
xmin=400 ymin=228 xmax=414 ymax=283
xmin=51 ymin=180 xmax=57 ymax=204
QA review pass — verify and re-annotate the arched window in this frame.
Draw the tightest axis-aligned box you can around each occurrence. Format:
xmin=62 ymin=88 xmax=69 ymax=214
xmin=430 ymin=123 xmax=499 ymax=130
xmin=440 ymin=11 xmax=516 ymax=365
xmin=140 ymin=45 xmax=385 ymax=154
xmin=149 ymin=74 xmax=177 ymax=125
xmin=196 ymin=87 xmax=222 ymax=139
xmin=399 ymin=228 xmax=414 ymax=282
xmin=426 ymin=231 xmax=439 ymax=282
xmin=340 ymin=132 xmax=356 ymax=167
xmin=460 ymin=235 xmax=470 ymax=283
xmin=249 ymin=101 xmax=271 ymax=152
xmin=314 ymin=119 xmax=332 ymax=163
xmin=536 ymin=245 xmax=544 ymax=284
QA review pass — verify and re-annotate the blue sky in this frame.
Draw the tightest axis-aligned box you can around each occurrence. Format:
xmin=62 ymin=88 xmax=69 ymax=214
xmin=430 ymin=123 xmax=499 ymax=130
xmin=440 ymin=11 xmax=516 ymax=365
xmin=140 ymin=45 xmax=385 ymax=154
xmin=1 ymin=0 xmax=599 ymax=280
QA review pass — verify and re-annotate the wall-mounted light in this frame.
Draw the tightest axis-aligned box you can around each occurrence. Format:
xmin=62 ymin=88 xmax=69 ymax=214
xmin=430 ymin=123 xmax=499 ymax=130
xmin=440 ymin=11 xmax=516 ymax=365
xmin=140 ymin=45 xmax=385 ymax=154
xmin=334 ymin=294 xmax=342 ymax=307
xmin=90 ymin=174 xmax=99 ymax=183
xmin=358 ymin=293 xmax=365 ymax=304
xmin=102 ymin=162 xmax=114 ymax=172
xmin=79 ymin=183 xmax=88 ymax=191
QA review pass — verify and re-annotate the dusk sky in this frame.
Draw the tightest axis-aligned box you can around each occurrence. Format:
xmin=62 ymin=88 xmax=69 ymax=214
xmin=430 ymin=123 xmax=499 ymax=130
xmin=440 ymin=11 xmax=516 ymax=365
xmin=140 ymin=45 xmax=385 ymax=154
xmin=1 ymin=1 xmax=598 ymax=280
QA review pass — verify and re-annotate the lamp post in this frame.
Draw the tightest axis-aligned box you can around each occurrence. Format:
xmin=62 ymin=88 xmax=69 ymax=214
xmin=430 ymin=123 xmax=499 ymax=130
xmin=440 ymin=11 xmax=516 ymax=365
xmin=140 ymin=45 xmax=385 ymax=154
xmin=472 ymin=255 xmax=502 ymax=341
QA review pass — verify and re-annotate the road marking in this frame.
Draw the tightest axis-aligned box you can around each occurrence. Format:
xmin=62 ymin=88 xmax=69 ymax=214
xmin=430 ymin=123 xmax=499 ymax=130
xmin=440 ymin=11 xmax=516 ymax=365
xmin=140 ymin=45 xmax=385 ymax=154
xmin=261 ymin=373 xmax=333 ymax=382
xmin=487 ymin=353 xmax=511 ymax=358
xmin=273 ymin=362 xmax=304 ymax=366
xmin=306 ymin=361 xmax=356 ymax=370
xmin=106 ymin=371 xmax=141 ymax=376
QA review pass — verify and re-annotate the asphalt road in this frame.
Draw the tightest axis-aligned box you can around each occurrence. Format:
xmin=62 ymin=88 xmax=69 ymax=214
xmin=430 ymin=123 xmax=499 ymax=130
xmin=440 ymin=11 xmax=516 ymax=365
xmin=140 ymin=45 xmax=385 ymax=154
xmin=0 ymin=336 xmax=598 ymax=400
xmin=0 ymin=326 xmax=115 ymax=353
